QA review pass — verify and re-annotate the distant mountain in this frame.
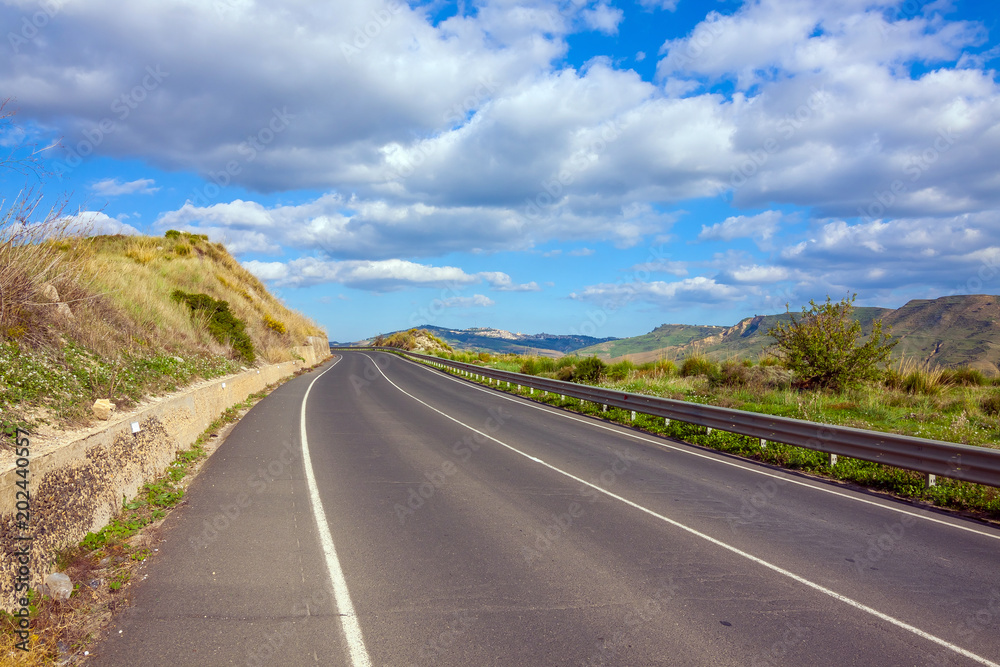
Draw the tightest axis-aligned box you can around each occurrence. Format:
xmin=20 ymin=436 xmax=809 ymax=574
xmin=576 ymin=295 xmax=1000 ymax=373
xmin=355 ymin=325 xmax=616 ymax=356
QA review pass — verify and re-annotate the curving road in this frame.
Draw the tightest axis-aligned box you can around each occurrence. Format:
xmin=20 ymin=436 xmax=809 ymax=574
xmin=91 ymin=351 xmax=1000 ymax=666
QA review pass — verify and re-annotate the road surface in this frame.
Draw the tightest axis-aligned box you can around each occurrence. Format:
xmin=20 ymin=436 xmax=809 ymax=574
xmin=91 ymin=351 xmax=1000 ymax=666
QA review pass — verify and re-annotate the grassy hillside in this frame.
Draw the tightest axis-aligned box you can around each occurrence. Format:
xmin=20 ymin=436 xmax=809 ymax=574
xmin=1 ymin=229 xmax=325 ymax=432
xmin=576 ymin=301 xmax=1000 ymax=368
xmin=882 ymin=295 xmax=1000 ymax=373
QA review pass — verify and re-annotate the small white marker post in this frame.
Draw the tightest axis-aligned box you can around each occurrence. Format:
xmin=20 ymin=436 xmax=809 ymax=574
xmin=631 ymin=411 xmax=636 ymax=421
xmin=131 ymin=422 xmax=141 ymax=434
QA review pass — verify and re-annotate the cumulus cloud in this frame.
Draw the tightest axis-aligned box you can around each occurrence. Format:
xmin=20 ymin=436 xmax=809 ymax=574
xmin=58 ymin=211 xmax=142 ymax=237
xmin=243 ymin=257 xmax=482 ymax=291
xmin=698 ymin=211 xmax=783 ymax=243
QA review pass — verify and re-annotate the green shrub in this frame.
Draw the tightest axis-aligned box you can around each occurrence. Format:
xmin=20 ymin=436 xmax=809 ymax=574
xmin=940 ymin=367 xmax=988 ymax=387
xmin=171 ymin=290 xmax=255 ymax=363
xmin=902 ymin=370 xmax=940 ymax=395
xmin=680 ymin=355 xmax=719 ymax=379
xmin=606 ymin=360 xmax=635 ymax=381
xmin=165 ymin=230 xmax=181 ymax=239
xmin=573 ymin=356 xmax=606 ymax=384
xmin=556 ymin=365 xmax=574 ymax=381
xmin=767 ymin=294 xmax=896 ymax=390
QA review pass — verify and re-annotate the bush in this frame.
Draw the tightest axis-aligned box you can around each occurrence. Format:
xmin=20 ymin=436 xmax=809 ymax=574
xmin=680 ymin=355 xmax=718 ymax=379
xmin=767 ymin=294 xmax=896 ymax=390
xmin=556 ymin=365 xmax=574 ymax=381
xmin=171 ymin=290 xmax=255 ymax=363
xmin=165 ymin=230 xmax=181 ymax=239
xmin=573 ymin=356 xmax=606 ymax=384
xmin=980 ymin=393 xmax=1000 ymax=416
xmin=940 ymin=367 xmax=988 ymax=387
xmin=902 ymin=370 xmax=941 ymax=395
xmin=263 ymin=313 xmax=286 ymax=334
xmin=606 ymin=360 xmax=635 ymax=381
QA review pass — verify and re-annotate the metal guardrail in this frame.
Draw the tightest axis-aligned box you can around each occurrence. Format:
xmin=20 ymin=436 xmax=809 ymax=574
xmin=335 ymin=347 xmax=1000 ymax=489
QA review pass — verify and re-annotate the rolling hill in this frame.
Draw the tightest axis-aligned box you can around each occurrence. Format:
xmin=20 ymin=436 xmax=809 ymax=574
xmin=576 ymin=296 xmax=1000 ymax=373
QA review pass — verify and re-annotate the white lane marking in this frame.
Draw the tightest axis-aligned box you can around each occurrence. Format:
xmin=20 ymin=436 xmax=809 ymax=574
xmin=409 ymin=356 xmax=1000 ymax=542
xmin=364 ymin=353 xmax=1000 ymax=667
xmin=301 ymin=357 xmax=373 ymax=667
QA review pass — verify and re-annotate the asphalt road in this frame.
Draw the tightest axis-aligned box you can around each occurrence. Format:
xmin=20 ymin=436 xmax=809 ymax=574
xmin=90 ymin=351 xmax=1000 ymax=666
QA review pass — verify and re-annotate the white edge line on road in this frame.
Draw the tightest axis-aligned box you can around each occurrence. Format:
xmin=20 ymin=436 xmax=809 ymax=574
xmin=301 ymin=357 xmax=373 ymax=667
xmin=362 ymin=353 xmax=999 ymax=667
xmin=415 ymin=355 xmax=1000 ymax=543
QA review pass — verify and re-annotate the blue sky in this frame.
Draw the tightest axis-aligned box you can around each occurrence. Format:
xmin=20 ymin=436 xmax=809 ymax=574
xmin=2 ymin=0 xmax=999 ymax=343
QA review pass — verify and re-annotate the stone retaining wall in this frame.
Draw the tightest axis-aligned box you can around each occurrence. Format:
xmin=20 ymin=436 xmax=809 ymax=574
xmin=0 ymin=347 xmax=329 ymax=609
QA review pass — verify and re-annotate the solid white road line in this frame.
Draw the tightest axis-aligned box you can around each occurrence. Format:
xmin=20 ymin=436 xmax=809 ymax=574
xmin=419 ymin=355 xmax=1000 ymax=543
xmin=364 ymin=353 xmax=999 ymax=667
xmin=301 ymin=357 xmax=373 ymax=667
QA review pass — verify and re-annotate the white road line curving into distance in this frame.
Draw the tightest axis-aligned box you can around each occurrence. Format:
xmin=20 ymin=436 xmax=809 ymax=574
xmin=300 ymin=356 xmax=373 ymax=667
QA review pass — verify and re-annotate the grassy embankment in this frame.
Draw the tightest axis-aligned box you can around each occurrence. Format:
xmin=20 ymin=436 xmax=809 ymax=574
xmin=423 ymin=349 xmax=1000 ymax=518
xmin=1 ymin=229 xmax=324 ymax=435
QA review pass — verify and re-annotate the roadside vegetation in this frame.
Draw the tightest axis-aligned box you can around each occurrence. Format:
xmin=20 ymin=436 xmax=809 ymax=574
xmin=0 ymin=221 xmax=324 ymax=435
xmin=424 ymin=296 xmax=1000 ymax=519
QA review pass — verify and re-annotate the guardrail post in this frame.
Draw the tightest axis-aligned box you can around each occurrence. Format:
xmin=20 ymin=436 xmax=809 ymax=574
xmin=665 ymin=418 xmax=670 ymax=426
xmin=530 ymin=388 xmax=534 ymax=395
xmin=602 ymin=404 xmax=608 ymax=412
xmin=630 ymin=411 xmax=637 ymax=421
xmin=560 ymin=394 xmax=565 ymax=401
xmin=926 ymin=473 xmax=937 ymax=487
xmin=830 ymin=453 xmax=838 ymax=466
xmin=761 ymin=438 xmax=767 ymax=448
xmin=706 ymin=427 xmax=712 ymax=435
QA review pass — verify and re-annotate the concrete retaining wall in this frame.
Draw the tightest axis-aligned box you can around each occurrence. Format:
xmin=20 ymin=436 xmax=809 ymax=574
xmin=0 ymin=348 xmax=329 ymax=609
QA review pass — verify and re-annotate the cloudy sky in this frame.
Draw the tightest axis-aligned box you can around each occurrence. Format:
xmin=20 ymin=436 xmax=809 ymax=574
xmin=2 ymin=0 xmax=999 ymax=342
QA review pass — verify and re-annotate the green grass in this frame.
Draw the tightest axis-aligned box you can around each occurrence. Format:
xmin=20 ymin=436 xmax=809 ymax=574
xmin=0 ymin=340 xmax=241 ymax=431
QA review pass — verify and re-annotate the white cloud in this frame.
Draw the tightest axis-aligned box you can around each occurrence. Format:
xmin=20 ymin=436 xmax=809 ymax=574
xmin=698 ymin=210 xmax=783 ymax=243
xmin=243 ymin=257 xmax=481 ymax=291
xmin=91 ymin=178 xmax=159 ymax=196
xmin=572 ymin=276 xmax=744 ymax=308
xmin=58 ymin=211 xmax=142 ymax=237
xmin=479 ymin=271 xmax=541 ymax=292
xmin=440 ymin=294 xmax=495 ymax=308
xmin=582 ymin=4 xmax=624 ymax=35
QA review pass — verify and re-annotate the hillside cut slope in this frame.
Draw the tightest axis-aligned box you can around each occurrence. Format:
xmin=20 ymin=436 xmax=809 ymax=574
xmin=1 ymin=231 xmax=326 ymax=431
